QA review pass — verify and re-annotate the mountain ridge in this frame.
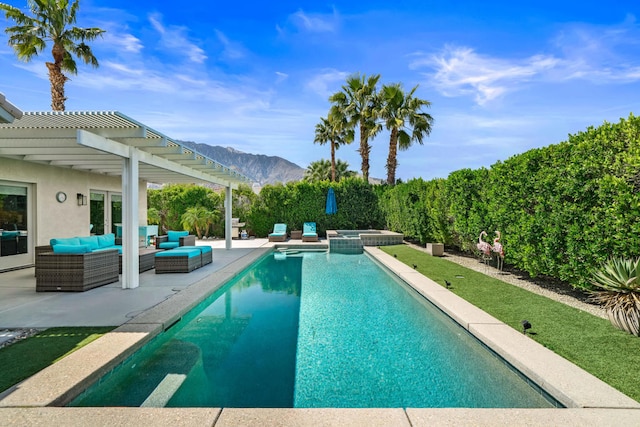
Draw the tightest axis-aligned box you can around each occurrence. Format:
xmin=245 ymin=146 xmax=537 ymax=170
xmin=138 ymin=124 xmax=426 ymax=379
xmin=180 ymin=141 xmax=305 ymax=185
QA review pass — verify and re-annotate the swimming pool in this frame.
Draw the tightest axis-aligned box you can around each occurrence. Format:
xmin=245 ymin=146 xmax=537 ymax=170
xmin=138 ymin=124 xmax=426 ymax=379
xmin=69 ymin=251 xmax=556 ymax=408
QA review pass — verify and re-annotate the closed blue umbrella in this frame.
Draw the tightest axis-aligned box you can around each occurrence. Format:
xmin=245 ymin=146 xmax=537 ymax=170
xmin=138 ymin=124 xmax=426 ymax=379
xmin=325 ymin=188 xmax=337 ymax=215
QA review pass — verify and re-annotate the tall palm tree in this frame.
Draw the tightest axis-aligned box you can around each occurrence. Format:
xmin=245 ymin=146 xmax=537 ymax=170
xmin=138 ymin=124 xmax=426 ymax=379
xmin=329 ymin=73 xmax=381 ymax=183
xmin=314 ymin=106 xmax=354 ymax=182
xmin=304 ymin=159 xmax=355 ymax=182
xmin=0 ymin=0 xmax=105 ymax=111
xmin=378 ymin=83 xmax=434 ymax=185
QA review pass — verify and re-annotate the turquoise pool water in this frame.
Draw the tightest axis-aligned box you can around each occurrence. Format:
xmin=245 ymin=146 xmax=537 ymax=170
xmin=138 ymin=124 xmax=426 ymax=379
xmin=70 ymin=252 xmax=555 ymax=408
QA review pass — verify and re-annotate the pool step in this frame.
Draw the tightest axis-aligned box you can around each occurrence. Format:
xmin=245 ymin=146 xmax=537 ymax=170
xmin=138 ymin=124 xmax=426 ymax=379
xmin=140 ymin=373 xmax=186 ymax=407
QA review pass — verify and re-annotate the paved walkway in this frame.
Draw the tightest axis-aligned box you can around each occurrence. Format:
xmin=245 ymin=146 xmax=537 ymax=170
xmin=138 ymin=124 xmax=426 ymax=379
xmin=0 ymin=238 xmax=270 ymax=331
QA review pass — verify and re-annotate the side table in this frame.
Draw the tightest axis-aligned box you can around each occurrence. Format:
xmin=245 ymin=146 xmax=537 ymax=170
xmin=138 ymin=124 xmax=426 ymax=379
xmin=290 ymin=230 xmax=302 ymax=240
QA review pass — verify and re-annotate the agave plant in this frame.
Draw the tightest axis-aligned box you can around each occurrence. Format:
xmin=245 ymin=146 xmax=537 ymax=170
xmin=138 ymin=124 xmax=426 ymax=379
xmin=590 ymin=257 xmax=640 ymax=336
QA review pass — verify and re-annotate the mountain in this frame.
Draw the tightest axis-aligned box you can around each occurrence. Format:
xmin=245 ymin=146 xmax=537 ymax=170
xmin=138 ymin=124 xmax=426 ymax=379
xmin=180 ymin=141 xmax=305 ymax=185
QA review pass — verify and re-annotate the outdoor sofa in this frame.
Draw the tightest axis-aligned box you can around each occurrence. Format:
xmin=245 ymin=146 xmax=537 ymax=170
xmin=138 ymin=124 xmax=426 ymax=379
xmin=35 ymin=233 xmax=121 ymax=292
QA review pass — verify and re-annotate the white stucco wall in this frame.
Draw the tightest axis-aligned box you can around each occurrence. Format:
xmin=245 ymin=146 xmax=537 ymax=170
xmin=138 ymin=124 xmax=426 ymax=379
xmin=0 ymin=157 xmax=148 ymax=247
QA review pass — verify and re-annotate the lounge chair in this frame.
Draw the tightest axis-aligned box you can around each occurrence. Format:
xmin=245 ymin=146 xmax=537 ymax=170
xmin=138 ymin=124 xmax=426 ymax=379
xmin=155 ymin=230 xmax=196 ymax=250
xmin=302 ymin=222 xmax=318 ymax=242
xmin=269 ymin=223 xmax=287 ymax=242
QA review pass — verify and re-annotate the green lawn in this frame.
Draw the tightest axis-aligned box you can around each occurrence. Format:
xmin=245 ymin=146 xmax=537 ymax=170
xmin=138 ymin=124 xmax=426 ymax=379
xmin=381 ymin=244 xmax=640 ymax=403
xmin=0 ymin=327 xmax=114 ymax=393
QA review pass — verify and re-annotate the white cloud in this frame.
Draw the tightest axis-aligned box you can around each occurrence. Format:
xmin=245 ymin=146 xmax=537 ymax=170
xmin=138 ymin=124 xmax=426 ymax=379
xmin=411 ymin=46 xmax=559 ymax=105
xmin=214 ymin=29 xmax=247 ymax=60
xmin=275 ymin=71 xmax=289 ymax=83
xmin=305 ymin=69 xmax=350 ymax=98
xmin=411 ymin=17 xmax=640 ymax=106
xmin=148 ymin=13 xmax=207 ymax=64
xmin=290 ymin=9 xmax=338 ymax=33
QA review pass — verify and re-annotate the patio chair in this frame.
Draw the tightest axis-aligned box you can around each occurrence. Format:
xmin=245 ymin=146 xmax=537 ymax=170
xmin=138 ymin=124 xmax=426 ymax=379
xmin=268 ymin=223 xmax=288 ymax=242
xmin=302 ymin=222 xmax=318 ymax=242
xmin=155 ymin=230 xmax=196 ymax=250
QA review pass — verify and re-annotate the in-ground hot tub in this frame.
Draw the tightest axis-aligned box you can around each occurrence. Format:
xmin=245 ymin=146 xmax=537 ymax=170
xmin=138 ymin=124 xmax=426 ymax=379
xmin=327 ymin=230 xmax=403 ymax=254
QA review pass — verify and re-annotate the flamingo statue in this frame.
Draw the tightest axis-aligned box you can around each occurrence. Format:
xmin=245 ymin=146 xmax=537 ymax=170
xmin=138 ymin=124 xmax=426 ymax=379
xmin=477 ymin=231 xmax=492 ymax=265
xmin=492 ymin=230 xmax=505 ymax=271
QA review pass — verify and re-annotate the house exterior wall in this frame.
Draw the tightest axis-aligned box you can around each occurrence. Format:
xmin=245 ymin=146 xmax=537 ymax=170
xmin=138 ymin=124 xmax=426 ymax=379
xmin=0 ymin=157 xmax=147 ymax=268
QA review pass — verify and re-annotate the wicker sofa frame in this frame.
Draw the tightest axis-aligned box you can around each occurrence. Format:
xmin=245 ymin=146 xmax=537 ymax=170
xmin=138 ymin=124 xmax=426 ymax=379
xmin=35 ymin=247 xmax=119 ymax=292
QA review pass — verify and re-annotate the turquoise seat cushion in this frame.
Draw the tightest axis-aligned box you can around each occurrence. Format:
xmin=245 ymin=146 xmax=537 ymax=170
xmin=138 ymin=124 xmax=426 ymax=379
xmin=50 ymin=237 xmax=81 ymax=246
xmin=269 ymin=232 xmax=286 ymax=237
xmin=156 ymin=248 xmax=200 ymax=258
xmin=78 ymin=236 xmax=100 ymax=251
xmin=52 ymin=244 xmax=91 ymax=254
xmin=302 ymin=233 xmax=317 ymax=237
xmin=97 ymin=233 xmax=116 ymax=248
xmin=168 ymin=230 xmax=189 ymax=242
xmin=159 ymin=241 xmax=180 ymax=249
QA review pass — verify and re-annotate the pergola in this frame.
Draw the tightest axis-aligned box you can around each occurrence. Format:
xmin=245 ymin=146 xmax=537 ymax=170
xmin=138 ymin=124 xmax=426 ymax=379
xmin=0 ymin=92 xmax=23 ymax=123
xmin=0 ymin=110 xmax=250 ymax=289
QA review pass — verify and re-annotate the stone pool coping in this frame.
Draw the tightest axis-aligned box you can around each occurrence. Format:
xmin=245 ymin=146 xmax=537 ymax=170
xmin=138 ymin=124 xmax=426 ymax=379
xmin=1 ymin=245 xmax=639 ymax=426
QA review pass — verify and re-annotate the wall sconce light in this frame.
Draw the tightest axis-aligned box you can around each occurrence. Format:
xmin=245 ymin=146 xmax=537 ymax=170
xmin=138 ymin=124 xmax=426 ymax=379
xmin=77 ymin=193 xmax=87 ymax=206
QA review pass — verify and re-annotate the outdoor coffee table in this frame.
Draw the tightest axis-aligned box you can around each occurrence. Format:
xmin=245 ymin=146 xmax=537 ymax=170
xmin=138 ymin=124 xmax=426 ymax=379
xmin=119 ymin=248 xmax=162 ymax=273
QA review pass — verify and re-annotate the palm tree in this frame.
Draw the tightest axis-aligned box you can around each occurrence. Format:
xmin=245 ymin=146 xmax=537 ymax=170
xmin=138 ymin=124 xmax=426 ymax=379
xmin=314 ymin=106 xmax=354 ymax=182
xmin=181 ymin=206 xmax=216 ymax=239
xmin=0 ymin=0 xmax=105 ymax=111
xmin=329 ymin=73 xmax=381 ymax=183
xmin=304 ymin=159 xmax=356 ymax=182
xmin=378 ymin=83 xmax=434 ymax=185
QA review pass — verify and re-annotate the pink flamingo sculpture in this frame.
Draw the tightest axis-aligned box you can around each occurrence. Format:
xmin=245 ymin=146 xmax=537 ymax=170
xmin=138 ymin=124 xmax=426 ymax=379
xmin=492 ymin=230 xmax=505 ymax=271
xmin=477 ymin=231 xmax=492 ymax=265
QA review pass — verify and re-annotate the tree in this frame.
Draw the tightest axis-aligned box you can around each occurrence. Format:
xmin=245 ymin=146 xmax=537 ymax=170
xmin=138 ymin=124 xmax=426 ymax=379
xmin=0 ymin=0 xmax=105 ymax=111
xmin=329 ymin=73 xmax=381 ymax=183
xmin=314 ymin=106 xmax=354 ymax=182
xmin=304 ymin=159 xmax=356 ymax=182
xmin=378 ymin=83 xmax=433 ymax=185
xmin=181 ymin=206 xmax=218 ymax=239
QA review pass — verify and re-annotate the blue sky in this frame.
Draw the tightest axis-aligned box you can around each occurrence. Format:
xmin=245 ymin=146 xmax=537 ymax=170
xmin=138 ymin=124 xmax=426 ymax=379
xmin=1 ymin=1 xmax=639 ymax=182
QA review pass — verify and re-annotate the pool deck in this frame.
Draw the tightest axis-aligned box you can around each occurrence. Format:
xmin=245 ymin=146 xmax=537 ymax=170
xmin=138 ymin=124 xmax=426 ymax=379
xmin=0 ymin=240 xmax=639 ymax=426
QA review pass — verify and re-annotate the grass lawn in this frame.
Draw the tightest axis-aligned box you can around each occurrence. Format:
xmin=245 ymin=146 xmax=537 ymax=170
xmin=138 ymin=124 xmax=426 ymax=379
xmin=381 ymin=244 xmax=640 ymax=403
xmin=0 ymin=327 xmax=114 ymax=393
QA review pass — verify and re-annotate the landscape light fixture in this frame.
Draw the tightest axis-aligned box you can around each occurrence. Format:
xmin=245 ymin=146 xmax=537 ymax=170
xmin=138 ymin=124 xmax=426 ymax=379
xmin=521 ymin=320 xmax=532 ymax=334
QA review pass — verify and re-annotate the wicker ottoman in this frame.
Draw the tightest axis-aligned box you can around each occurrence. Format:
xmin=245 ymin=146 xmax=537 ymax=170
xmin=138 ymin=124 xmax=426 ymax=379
xmin=155 ymin=248 xmax=202 ymax=273
xmin=179 ymin=246 xmax=213 ymax=266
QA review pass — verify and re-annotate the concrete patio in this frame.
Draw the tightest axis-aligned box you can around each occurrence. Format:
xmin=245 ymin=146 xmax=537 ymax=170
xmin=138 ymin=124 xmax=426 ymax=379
xmin=0 ymin=239 xmax=639 ymax=426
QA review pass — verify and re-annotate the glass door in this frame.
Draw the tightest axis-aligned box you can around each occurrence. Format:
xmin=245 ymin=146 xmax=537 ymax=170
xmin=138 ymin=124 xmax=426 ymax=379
xmin=90 ymin=191 xmax=106 ymax=235
xmin=0 ymin=181 xmax=33 ymax=270
xmin=90 ymin=191 xmax=122 ymax=236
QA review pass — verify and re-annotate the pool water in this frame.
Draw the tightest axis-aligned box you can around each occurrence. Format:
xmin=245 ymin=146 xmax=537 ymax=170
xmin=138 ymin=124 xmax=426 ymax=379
xmin=70 ymin=252 xmax=555 ymax=408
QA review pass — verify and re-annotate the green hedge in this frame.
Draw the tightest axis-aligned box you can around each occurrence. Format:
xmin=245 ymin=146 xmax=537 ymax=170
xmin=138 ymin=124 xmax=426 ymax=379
xmin=247 ymin=178 xmax=384 ymax=236
xmin=379 ymin=114 xmax=640 ymax=288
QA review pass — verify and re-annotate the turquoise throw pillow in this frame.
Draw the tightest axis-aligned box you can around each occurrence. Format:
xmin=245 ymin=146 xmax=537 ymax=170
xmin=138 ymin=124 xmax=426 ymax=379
xmin=53 ymin=244 xmax=91 ymax=254
xmin=78 ymin=236 xmax=100 ymax=250
xmin=97 ymin=233 xmax=116 ymax=247
xmin=50 ymin=237 xmax=80 ymax=246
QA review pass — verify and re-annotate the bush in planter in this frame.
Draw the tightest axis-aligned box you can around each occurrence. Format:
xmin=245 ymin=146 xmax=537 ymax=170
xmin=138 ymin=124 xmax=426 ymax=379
xmin=590 ymin=257 xmax=640 ymax=336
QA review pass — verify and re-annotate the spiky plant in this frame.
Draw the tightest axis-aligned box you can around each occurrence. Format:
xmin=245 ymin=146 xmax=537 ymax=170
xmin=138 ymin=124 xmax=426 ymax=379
xmin=590 ymin=257 xmax=640 ymax=336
